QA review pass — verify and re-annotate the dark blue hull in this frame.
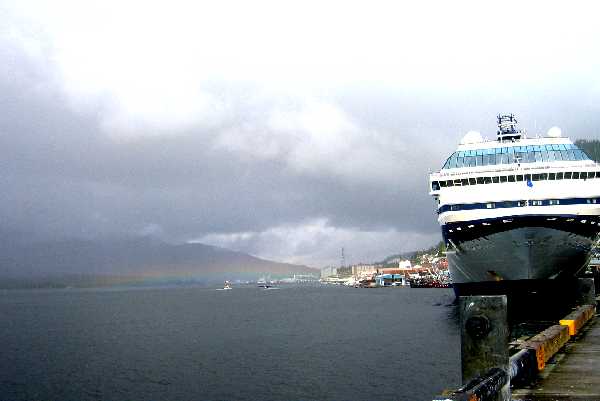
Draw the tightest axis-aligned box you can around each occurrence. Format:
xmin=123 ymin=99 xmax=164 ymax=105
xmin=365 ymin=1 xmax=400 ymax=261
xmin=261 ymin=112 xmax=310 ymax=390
xmin=441 ymin=214 xmax=599 ymax=288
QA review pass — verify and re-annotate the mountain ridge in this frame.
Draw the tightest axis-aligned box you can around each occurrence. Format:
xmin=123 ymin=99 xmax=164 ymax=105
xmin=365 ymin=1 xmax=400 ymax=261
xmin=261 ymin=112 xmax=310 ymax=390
xmin=0 ymin=235 xmax=317 ymax=287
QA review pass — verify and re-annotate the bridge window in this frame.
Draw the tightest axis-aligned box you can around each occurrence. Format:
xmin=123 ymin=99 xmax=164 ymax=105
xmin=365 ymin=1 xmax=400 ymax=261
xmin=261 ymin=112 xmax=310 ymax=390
xmin=469 ymin=178 xmax=477 ymax=185
xmin=516 ymin=175 xmax=524 ymax=181
xmin=549 ymin=173 xmax=556 ymax=180
xmin=556 ymin=172 xmax=564 ymax=180
xmin=573 ymin=172 xmax=580 ymax=179
xmin=508 ymin=175 xmax=516 ymax=182
xmin=565 ymin=172 xmax=572 ymax=179
xmin=432 ymin=181 xmax=440 ymax=190
xmin=441 ymin=143 xmax=593 ymax=169
xmin=500 ymin=176 xmax=508 ymax=183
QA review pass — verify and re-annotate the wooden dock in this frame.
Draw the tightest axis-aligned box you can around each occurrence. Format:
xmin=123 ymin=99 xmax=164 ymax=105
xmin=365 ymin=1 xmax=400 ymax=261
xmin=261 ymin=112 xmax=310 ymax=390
xmin=513 ymin=315 xmax=600 ymax=400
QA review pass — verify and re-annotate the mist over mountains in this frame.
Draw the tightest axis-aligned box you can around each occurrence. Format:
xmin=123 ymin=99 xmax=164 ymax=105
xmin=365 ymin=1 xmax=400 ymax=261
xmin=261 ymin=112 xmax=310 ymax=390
xmin=0 ymin=233 xmax=317 ymax=288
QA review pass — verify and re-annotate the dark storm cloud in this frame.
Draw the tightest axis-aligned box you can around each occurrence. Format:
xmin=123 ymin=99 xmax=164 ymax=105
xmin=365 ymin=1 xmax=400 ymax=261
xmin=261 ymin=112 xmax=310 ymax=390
xmin=2 ymin=0 xmax=600 ymax=266
xmin=0 ymin=48 xmax=441 ymax=259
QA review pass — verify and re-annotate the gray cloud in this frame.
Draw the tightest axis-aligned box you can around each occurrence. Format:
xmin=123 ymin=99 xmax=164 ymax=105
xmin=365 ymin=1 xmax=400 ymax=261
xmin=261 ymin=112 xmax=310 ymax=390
xmin=2 ymin=1 xmax=600 ymax=266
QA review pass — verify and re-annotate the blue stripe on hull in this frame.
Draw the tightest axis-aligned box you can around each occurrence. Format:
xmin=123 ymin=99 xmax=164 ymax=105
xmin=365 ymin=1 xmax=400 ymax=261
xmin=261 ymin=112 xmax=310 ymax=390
xmin=438 ymin=197 xmax=598 ymax=214
xmin=442 ymin=214 xmax=600 ymax=245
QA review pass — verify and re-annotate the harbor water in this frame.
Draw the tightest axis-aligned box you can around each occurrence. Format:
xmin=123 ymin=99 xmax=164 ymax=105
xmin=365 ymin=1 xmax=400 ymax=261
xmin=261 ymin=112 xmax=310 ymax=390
xmin=0 ymin=285 xmax=460 ymax=401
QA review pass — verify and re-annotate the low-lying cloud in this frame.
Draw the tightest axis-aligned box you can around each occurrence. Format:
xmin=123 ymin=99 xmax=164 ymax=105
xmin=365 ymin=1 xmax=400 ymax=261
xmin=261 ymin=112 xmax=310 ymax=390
xmin=194 ymin=218 xmax=439 ymax=267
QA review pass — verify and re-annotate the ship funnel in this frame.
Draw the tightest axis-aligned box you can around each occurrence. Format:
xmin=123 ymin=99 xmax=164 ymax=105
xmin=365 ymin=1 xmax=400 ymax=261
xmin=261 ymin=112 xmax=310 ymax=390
xmin=497 ymin=113 xmax=521 ymax=142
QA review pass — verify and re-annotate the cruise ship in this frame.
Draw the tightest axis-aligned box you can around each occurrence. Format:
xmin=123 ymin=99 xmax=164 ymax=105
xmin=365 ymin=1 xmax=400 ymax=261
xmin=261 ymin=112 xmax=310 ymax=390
xmin=429 ymin=114 xmax=600 ymax=296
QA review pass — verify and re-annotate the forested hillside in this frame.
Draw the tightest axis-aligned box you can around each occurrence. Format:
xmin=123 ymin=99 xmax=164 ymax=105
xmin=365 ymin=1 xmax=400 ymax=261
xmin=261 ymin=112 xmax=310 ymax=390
xmin=576 ymin=139 xmax=600 ymax=162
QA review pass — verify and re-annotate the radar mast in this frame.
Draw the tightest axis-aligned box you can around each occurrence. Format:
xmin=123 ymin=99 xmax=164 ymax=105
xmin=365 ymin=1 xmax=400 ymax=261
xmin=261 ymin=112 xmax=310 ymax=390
xmin=497 ymin=113 xmax=521 ymax=142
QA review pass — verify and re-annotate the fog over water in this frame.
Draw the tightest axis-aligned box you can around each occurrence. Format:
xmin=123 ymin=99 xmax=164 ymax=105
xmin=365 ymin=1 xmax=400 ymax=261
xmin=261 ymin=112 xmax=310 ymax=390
xmin=2 ymin=1 xmax=600 ymax=267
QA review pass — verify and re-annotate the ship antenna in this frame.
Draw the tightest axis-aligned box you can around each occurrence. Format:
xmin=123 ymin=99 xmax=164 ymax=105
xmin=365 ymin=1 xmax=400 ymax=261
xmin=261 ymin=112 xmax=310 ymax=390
xmin=497 ymin=113 xmax=522 ymax=142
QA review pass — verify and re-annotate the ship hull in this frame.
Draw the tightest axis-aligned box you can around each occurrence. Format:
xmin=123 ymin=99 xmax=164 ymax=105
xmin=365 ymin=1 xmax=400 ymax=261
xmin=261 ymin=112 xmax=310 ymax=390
xmin=442 ymin=215 xmax=599 ymax=297
xmin=447 ymin=226 xmax=594 ymax=284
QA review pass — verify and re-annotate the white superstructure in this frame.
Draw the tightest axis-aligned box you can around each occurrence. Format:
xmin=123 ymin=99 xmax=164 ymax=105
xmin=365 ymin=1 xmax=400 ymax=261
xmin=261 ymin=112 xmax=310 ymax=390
xmin=429 ymin=115 xmax=600 ymax=293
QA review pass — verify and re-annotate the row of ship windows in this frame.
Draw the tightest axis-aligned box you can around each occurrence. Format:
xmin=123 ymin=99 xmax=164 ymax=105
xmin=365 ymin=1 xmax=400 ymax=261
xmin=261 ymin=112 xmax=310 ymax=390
xmin=442 ymin=145 xmax=590 ymax=169
xmin=431 ymin=171 xmax=599 ymax=190
xmin=439 ymin=198 xmax=599 ymax=213
xmin=445 ymin=216 xmax=598 ymax=233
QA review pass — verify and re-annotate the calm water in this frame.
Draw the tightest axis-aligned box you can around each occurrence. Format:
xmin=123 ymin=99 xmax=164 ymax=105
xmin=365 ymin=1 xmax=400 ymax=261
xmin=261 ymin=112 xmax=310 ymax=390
xmin=0 ymin=285 xmax=460 ymax=401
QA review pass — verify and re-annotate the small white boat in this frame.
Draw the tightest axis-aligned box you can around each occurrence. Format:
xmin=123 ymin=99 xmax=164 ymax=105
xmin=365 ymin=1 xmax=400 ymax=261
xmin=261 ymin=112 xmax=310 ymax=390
xmin=216 ymin=281 xmax=233 ymax=290
xmin=257 ymin=276 xmax=272 ymax=288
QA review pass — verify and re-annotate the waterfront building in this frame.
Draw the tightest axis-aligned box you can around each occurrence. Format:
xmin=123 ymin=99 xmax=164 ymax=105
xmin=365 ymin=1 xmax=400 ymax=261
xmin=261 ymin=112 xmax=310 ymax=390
xmin=351 ymin=264 xmax=378 ymax=277
xmin=320 ymin=266 xmax=337 ymax=278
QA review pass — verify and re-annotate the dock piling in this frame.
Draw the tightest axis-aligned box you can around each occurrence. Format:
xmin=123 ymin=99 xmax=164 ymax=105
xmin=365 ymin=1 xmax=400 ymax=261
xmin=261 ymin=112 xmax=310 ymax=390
xmin=576 ymin=277 xmax=596 ymax=307
xmin=460 ymin=295 xmax=510 ymax=401
xmin=433 ymin=295 xmax=510 ymax=401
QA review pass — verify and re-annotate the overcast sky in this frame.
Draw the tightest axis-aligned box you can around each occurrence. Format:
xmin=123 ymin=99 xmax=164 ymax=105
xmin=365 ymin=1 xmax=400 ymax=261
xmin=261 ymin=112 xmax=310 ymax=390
xmin=1 ymin=0 xmax=600 ymax=267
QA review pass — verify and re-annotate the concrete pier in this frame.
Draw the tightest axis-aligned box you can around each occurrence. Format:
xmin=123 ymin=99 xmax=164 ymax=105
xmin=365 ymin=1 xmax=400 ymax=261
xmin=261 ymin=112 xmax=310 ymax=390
xmin=512 ymin=314 xmax=600 ymax=400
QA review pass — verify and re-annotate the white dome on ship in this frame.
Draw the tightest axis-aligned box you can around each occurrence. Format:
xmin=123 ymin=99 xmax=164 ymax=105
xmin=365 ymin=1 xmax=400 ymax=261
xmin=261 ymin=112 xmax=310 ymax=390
xmin=547 ymin=126 xmax=562 ymax=138
xmin=460 ymin=130 xmax=484 ymax=145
